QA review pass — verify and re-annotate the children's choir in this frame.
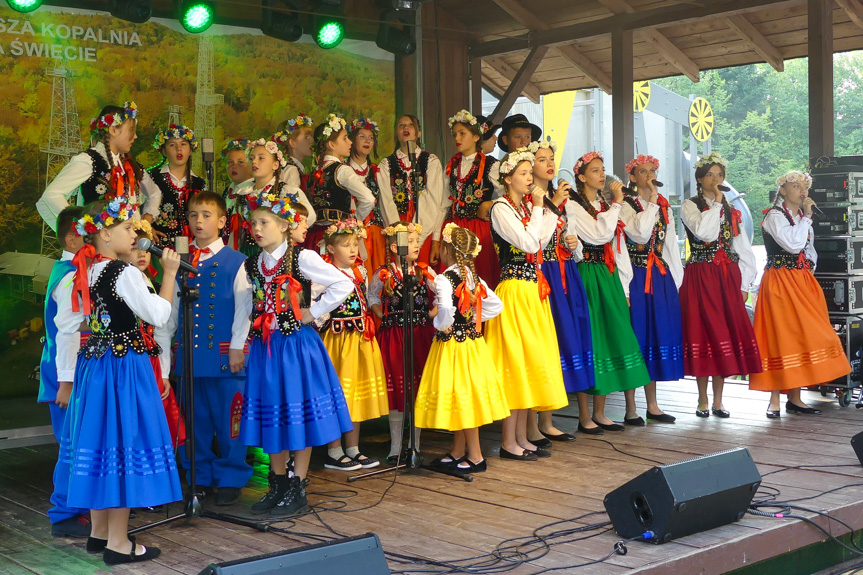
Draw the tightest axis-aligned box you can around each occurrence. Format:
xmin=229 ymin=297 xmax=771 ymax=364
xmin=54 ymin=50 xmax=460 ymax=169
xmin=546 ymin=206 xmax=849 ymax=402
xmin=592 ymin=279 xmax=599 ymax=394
xmin=35 ymin=103 xmax=850 ymax=565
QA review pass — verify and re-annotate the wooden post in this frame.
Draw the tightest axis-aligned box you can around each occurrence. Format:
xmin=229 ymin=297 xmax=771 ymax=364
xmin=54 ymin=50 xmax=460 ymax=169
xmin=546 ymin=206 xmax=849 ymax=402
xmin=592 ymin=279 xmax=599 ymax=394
xmin=808 ymin=0 xmax=834 ymax=159
xmin=611 ymin=28 xmax=634 ymax=178
xmin=470 ymin=55 xmax=483 ymax=114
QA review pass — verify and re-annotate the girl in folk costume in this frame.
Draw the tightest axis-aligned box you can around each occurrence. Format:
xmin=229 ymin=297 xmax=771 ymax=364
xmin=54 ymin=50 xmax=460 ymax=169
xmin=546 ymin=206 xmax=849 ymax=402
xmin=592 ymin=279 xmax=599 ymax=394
xmin=221 ymin=138 xmax=250 ymax=246
xmin=377 ymin=115 xmax=447 ymax=264
xmin=680 ymin=152 xmax=761 ymax=418
xmin=484 ymin=150 xmax=568 ymax=462
xmin=37 ymin=102 xmax=153 ymax=232
xmin=620 ymin=155 xmax=683 ymax=424
xmin=317 ymin=219 xmax=389 ymax=471
xmin=303 ymin=114 xmax=375 ymax=252
xmin=240 ymin=194 xmax=354 ymax=516
xmin=751 ymin=171 xmax=850 ymax=417
xmin=567 ymin=151 xmax=650 ymax=434
xmin=348 ymin=118 xmax=387 ymax=278
xmin=416 ymin=223 xmax=509 ymax=474
xmin=273 ymin=113 xmax=315 ymax=195
xmin=435 ymin=110 xmax=502 ymax=288
xmin=55 ymin=198 xmax=183 ymax=564
xmin=141 ymin=124 xmax=206 ymax=248
xmin=526 ymin=140 xmax=592 ymax=445
xmin=368 ymin=222 xmax=437 ymax=461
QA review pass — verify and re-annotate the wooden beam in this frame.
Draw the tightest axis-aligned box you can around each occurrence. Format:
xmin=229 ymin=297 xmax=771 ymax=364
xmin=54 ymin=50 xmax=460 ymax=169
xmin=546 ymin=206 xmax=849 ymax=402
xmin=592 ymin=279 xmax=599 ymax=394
xmin=489 ymin=46 xmax=550 ymax=124
xmin=471 ymin=0 xmax=799 ymax=58
xmin=612 ymin=28 xmax=634 ymax=177
xmin=725 ymin=14 xmax=784 ymax=72
xmin=808 ymin=0 xmax=834 ymax=158
xmin=470 ymin=56 xmax=483 ymax=114
xmin=483 ymin=55 xmax=542 ymax=104
xmin=836 ymin=0 xmax=863 ymax=30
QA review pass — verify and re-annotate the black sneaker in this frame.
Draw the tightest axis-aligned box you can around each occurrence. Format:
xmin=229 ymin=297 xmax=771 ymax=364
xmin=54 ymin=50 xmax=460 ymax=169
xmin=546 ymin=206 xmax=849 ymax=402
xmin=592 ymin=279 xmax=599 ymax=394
xmin=270 ymin=476 xmax=309 ymax=516
xmin=215 ymin=487 xmax=241 ymax=506
xmin=251 ymin=476 xmax=288 ymax=514
xmin=51 ymin=515 xmax=91 ymax=538
xmin=324 ymin=454 xmax=362 ymax=471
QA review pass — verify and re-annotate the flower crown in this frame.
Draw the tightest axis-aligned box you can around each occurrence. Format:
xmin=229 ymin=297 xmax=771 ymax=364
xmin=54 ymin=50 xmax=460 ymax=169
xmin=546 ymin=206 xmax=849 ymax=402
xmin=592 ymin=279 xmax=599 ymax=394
xmin=244 ymin=191 xmax=302 ymax=228
xmin=695 ymin=151 xmax=728 ymax=170
xmin=132 ymin=218 xmax=154 ymax=241
xmin=499 ymin=148 xmax=535 ymax=177
xmin=221 ymin=138 xmax=249 ymax=158
xmin=74 ymin=196 xmax=138 ymax=237
xmin=527 ymin=140 xmax=557 ymax=154
xmin=776 ymin=170 xmax=812 ymax=189
xmin=574 ymin=151 xmax=603 ymax=173
xmin=349 ymin=118 xmax=379 ymax=137
xmin=625 ymin=154 xmax=660 ymax=174
xmin=153 ymin=124 xmax=198 ymax=151
xmin=442 ymin=222 xmax=481 ymax=257
xmin=89 ymin=101 xmax=137 ymax=138
xmin=286 ymin=113 xmax=314 ymax=133
xmin=247 ymin=138 xmax=288 ymax=168
xmin=324 ymin=218 xmax=368 ymax=240
xmin=321 ymin=113 xmax=347 ymax=140
xmin=448 ymin=109 xmax=485 ymax=134
xmin=382 ymin=221 xmax=422 ymax=237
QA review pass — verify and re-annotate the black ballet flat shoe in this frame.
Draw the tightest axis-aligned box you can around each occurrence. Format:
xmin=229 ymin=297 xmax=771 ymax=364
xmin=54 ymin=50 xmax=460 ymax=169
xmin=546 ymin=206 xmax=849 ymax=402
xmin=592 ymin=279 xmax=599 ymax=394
xmin=528 ymin=437 xmax=553 ymax=449
xmin=526 ymin=447 xmax=552 ymax=458
xmin=103 ymin=542 xmax=160 ymax=565
xmin=766 ymin=409 xmax=781 ymax=419
xmin=499 ymin=448 xmax=538 ymax=461
xmin=695 ymin=409 xmax=710 ymax=418
xmin=87 ymin=535 xmax=135 ymax=554
xmin=429 ymin=453 xmax=465 ymax=469
xmin=541 ymin=430 xmax=576 ymax=442
xmin=592 ymin=418 xmax=624 ymax=432
xmin=577 ymin=422 xmax=604 ymax=435
xmin=786 ymin=401 xmax=822 ymax=415
xmin=646 ymin=411 xmax=676 ymax=423
xmin=711 ymin=407 xmax=731 ymax=418
xmin=624 ymin=416 xmax=646 ymax=427
xmin=456 ymin=459 xmax=487 ymax=474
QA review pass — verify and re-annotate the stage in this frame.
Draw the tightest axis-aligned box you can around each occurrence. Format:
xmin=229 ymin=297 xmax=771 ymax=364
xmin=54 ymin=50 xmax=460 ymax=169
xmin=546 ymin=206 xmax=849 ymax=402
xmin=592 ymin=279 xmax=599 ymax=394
xmin=1 ymin=378 xmax=863 ymax=575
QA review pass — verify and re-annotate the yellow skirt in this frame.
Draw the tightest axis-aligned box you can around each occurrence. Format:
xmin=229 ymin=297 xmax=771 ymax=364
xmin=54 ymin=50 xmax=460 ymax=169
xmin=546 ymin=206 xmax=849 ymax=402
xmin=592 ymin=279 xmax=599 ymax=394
xmin=321 ymin=329 xmax=390 ymax=422
xmin=415 ymin=335 xmax=510 ymax=431
xmin=484 ymin=279 xmax=568 ymax=411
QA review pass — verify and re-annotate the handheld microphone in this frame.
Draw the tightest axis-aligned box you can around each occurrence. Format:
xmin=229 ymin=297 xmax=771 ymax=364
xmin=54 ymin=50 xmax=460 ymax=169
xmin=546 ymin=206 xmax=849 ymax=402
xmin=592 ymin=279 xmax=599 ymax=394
xmin=718 ymin=184 xmax=731 ymax=192
xmin=812 ymin=204 xmax=825 ymax=216
xmin=137 ymin=238 xmax=198 ymax=275
xmin=621 ymin=180 xmax=664 ymax=196
xmin=543 ymin=195 xmax=562 ymax=216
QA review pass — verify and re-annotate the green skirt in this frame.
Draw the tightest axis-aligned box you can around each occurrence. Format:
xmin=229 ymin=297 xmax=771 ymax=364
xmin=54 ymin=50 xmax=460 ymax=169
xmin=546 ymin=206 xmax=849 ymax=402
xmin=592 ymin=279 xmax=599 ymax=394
xmin=577 ymin=262 xmax=650 ymax=395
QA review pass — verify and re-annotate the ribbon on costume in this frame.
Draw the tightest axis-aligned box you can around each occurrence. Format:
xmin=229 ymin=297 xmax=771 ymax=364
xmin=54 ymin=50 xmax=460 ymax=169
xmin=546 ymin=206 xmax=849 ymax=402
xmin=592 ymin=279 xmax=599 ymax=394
xmin=71 ymin=245 xmax=102 ymax=315
xmin=188 ymin=246 xmax=211 ymax=278
xmin=643 ymin=251 xmax=668 ymax=294
xmin=455 ymin=281 xmax=487 ymax=332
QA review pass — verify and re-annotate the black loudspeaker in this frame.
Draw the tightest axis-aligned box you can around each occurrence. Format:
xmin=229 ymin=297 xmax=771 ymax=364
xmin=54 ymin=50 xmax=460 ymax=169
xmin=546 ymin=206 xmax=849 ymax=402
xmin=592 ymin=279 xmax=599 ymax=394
xmin=852 ymin=431 xmax=863 ymax=465
xmin=197 ymin=533 xmax=390 ymax=575
xmin=603 ymin=448 xmax=762 ymax=544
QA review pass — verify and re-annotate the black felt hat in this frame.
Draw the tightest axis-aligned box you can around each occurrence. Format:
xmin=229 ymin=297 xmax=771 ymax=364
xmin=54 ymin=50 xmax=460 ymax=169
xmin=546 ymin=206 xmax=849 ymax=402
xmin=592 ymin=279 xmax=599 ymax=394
xmin=476 ymin=115 xmax=500 ymax=141
xmin=497 ymin=113 xmax=542 ymax=152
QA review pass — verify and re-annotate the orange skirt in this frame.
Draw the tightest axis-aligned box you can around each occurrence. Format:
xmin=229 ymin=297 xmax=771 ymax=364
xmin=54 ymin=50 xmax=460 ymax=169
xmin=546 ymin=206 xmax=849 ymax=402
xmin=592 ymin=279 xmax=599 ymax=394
xmin=363 ymin=224 xmax=388 ymax=280
xmin=750 ymin=267 xmax=850 ymax=391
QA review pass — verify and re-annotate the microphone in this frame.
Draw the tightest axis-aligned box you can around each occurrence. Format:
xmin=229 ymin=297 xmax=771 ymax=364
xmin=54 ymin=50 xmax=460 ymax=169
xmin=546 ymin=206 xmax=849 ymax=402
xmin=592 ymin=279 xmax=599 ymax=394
xmin=201 ymin=138 xmax=215 ymax=163
xmin=812 ymin=204 xmax=825 ymax=216
xmin=396 ymin=229 xmax=409 ymax=257
xmin=543 ymin=195 xmax=562 ymax=216
xmin=718 ymin=184 xmax=731 ymax=192
xmin=405 ymin=140 xmax=417 ymax=168
xmin=621 ymin=180 xmax=663 ymax=196
xmin=137 ymin=238 xmax=198 ymax=275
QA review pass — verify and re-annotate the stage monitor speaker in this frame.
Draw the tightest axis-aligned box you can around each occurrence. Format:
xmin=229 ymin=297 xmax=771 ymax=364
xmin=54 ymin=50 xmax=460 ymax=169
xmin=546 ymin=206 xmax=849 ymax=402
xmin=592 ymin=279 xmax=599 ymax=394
xmin=603 ymin=447 xmax=761 ymax=544
xmin=197 ymin=533 xmax=390 ymax=575
xmin=852 ymin=431 xmax=863 ymax=466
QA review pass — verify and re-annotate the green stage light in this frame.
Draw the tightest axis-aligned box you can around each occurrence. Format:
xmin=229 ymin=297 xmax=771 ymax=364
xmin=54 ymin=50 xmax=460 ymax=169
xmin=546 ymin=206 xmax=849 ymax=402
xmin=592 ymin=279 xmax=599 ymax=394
xmin=315 ymin=20 xmax=344 ymax=49
xmin=6 ymin=0 xmax=42 ymax=13
xmin=179 ymin=1 xmax=215 ymax=33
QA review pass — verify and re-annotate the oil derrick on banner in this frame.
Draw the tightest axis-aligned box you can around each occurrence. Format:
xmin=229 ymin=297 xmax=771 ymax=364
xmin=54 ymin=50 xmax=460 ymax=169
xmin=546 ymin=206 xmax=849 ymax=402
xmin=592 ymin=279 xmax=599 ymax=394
xmin=192 ymin=37 xmax=223 ymax=177
xmin=40 ymin=56 xmax=85 ymax=257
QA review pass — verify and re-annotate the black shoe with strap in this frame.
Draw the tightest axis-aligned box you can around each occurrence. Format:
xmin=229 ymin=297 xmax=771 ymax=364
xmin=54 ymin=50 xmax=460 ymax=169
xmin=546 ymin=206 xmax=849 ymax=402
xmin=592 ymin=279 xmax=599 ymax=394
xmin=103 ymin=541 xmax=161 ymax=565
xmin=87 ymin=535 xmax=136 ymax=554
xmin=270 ymin=476 xmax=309 ymax=516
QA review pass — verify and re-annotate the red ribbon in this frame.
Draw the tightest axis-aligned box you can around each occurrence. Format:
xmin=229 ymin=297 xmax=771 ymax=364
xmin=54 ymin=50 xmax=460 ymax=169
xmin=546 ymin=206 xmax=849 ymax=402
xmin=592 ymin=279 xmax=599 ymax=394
xmin=643 ymin=251 xmax=667 ymax=295
xmin=535 ymin=250 xmax=551 ymax=301
xmin=252 ymin=312 xmax=275 ymax=346
xmin=655 ymin=194 xmax=671 ymax=224
xmin=107 ymin=159 xmax=136 ymax=201
xmin=377 ymin=268 xmax=393 ymax=316
xmin=455 ymin=281 xmax=488 ymax=332
xmin=228 ymin=213 xmax=242 ymax=249
xmin=555 ymin=243 xmax=571 ymax=294
xmin=730 ymin=208 xmax=742 ymax=237
xmin=146 ymin=264 xmax=159 ymax=279
xmin=188 ymin=246 xmax=211 ymax=278
xmin=274 ymin=273 xmax=303 ymax=322
xmin=71 ymin=245 xmax=103 ymax=315
xmin=797 ymin=251 xmax=808 ymax=268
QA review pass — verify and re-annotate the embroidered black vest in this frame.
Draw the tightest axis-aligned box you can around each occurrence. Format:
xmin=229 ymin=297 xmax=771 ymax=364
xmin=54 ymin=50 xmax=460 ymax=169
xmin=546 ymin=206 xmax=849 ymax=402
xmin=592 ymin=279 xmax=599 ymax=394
xmin=490 ymin=200 xmax=538 ymax=282
xmin=387 ymin=151 xmax=430 ymax=218
xmin=323 ymin=268 xmax=370 ymax=334
xmin=378 ymin=264 xmax=431 ymax=329
xmin=571 ymin=193 xmax=610 ymax=266
xmin=149 ymin=167 xmax=206 ymax=248
xmin=81 ymin=260 xmax=148 ymax=359
xmin=355 ymin=163 xmax=383 ymax=227
xmin=623 ymin=196 xmax=669 ymax=268
xmin=448 ymin=154 xmax=496 ymax=220
xmin=541 ymin=196 xmax=573 ymax=264
xmin=762 ymin=207 xmax=814 ymax=270
xmin=308 ymin=162 xmax=351 ymax=222
xmin=245 ymin=247 xmax=310 ymax=339
xmin=684 ymin=196 xmax=739 ymax=264
xmin=435 ymin=270 xmax=482 ymax=343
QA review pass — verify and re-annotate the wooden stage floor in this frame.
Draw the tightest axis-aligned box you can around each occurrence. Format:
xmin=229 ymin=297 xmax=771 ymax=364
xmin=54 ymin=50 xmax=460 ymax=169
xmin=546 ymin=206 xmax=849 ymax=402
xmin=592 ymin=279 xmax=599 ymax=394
xmin=2 ymin=378 xmax=863 ymax=575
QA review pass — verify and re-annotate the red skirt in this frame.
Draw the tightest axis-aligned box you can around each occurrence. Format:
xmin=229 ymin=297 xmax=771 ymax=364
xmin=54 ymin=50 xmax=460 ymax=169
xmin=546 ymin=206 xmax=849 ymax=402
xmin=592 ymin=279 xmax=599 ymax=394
xmin=149 ymin=356 xmax=185 ymax=448
xmin=679 ymin=260 xmax=762 ymax=377
xmin=447 ymin=217 xmax=500 ymax=289
xmin=377 ymin=323 xmax=435 ymax=412
xmin=419 ymin=235 xmax=434 ymax=266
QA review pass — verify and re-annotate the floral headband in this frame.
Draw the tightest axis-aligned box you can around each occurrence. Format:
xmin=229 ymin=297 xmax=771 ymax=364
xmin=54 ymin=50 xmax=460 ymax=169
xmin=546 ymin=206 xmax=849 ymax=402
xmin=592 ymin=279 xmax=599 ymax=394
xmin=499 ymin=148 xmax=535 ymax=177
xmin=574 ymin=151 xmax=603 ymax=173
xmin=442 ymin=222 xmax=481 ymax=257
xmin=527 ymin=140 xmax=557 ymax=154
xmin=695 ymin=151 xmax=728 ymax=170
xmin=89 ymin=101 xmax=137 ymax=138
xmin=382 ymin=221 xmax=422 ymax=237
xmin=247 ymin=138 xmax=288 ymax=168
xmin=448 ymin=109 xmax=485 ymax=134
xmin=321 ymin=113 xmax=347 ymax=140
xmin=625 ymin=154 xmax=660 ymax=174
xmin=74 ymin=196 xmax=138 ymax=237
xmin=324 ymin=218 xmax=368 ymax=240
xmin=244 ymin=190 xmax=302 ymax=228
xmin=221 ymin=138 xmax=249 ymax=158
xmin=349 ymin=118 xmax=379 ymax=137
xmin=286 ymin=113 xmax=314 ymax=133
xmin=132 ymin=218 xmax=154 ymax=241
xmin=153 ymin=124 xmax=198 ymax=151
xmin=776 ymin=170 xmax=812 ymax=190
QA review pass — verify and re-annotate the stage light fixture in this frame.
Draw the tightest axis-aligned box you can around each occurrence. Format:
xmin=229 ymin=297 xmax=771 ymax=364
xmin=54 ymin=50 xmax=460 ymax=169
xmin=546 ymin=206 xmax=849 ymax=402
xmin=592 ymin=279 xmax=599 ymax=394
xmin=376 ymin=9 xmax=416 ymax=56
xmin=6 ymin=0 xmax=42 ymax=12
xmin=391 ymin=0 xmax=423 ymax=9
xmin=312 ymin=2 xmax=346 ymax=49
xmin=179 ymin=0 xmax=215 ymax=33
xmin=109 ymin=0 xmax=152 ymax=23
xmin=261 ymin=0 xmax=303 ymax=43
